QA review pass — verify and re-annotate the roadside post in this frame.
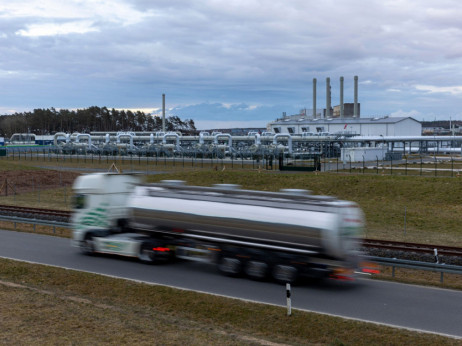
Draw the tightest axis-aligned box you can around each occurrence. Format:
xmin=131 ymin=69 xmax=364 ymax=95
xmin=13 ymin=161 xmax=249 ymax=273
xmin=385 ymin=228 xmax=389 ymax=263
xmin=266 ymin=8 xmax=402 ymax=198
xmin=286 ymin=283 xmax=292 ymax=316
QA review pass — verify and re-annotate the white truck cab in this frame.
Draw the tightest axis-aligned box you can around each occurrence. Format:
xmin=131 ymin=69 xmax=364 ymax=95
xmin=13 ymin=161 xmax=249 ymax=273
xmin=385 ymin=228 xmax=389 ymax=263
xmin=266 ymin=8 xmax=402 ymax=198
xmin=71 ymin=173 xmax=141 ymax=247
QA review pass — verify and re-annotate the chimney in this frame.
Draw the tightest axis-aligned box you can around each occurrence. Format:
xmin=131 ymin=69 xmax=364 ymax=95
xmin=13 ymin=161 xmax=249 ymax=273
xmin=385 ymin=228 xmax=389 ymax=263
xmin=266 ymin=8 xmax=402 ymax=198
xmin=162 ymin=93 xmax=166 ymax=132
xmin=312 ymin=78 xmax=317 ymax=118
xmin=340 ymin=76 xmax=344 ymax=119
xmin=326 ymin=77 xmax=331 ymax=118
xmin=354 ymin=76 xmax=358 ymax=118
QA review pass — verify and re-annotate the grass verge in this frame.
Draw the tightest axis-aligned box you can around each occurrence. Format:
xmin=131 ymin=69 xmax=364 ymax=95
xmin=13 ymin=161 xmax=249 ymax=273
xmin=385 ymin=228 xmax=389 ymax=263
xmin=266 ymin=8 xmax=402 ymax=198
xmin=0 ymin=258 xmax=459 ymax=345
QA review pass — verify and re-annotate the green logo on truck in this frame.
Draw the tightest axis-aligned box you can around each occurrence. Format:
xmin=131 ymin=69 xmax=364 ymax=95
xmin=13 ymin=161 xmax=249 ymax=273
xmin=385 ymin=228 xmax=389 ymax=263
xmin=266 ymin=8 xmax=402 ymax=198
xmin=76 ymin=204 xmax=109 ymax=231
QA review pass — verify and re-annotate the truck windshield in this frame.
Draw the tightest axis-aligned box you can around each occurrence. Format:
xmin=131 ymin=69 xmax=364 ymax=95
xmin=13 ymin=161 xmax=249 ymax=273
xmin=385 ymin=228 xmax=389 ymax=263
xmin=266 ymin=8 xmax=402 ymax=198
xmin=72 ymin=194 xmax=86 ymax=209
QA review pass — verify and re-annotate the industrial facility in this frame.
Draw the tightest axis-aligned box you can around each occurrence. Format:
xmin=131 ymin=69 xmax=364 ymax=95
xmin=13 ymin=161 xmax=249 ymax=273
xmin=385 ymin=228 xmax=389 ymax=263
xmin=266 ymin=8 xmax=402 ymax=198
xmin=3 ymin=77 xmax=461 ymax=162
xmin=268 ymin=116 xmax=422 ymax=137
xmin=267 ymin=76 xmax=422 ymax=137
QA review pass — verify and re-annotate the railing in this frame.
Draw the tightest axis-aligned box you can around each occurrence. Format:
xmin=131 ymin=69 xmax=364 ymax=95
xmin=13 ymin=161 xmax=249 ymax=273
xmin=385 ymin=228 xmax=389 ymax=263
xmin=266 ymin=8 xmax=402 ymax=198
xmin=0 ymin=215 xmax=70 ymax=234
xmin=368 ymin=256 xmax=462 ymax=283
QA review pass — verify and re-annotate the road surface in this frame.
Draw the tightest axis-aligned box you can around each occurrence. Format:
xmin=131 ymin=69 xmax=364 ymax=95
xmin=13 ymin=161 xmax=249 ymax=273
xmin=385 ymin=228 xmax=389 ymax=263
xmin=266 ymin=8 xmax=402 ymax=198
xmin=1 ymin=229 xmax=461 ymax=339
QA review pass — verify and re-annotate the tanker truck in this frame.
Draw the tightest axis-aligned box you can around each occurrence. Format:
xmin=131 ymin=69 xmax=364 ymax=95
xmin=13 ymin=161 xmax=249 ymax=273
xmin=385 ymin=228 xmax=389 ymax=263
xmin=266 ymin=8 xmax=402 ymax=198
xmin=71 ymin=173 xmax=365 ymax=283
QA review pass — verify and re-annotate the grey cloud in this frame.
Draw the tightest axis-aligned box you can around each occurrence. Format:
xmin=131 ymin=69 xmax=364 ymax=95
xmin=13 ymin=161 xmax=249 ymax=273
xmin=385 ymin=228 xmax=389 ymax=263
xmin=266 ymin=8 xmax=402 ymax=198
xmin=1 ymin=0 xmax=462 ymax=122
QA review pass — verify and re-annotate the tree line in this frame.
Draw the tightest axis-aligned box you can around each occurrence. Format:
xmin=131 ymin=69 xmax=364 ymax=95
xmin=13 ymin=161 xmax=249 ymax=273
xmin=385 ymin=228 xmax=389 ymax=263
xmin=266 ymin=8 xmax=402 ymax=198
xmin=0 ymin=106 xmax=197 ymax=138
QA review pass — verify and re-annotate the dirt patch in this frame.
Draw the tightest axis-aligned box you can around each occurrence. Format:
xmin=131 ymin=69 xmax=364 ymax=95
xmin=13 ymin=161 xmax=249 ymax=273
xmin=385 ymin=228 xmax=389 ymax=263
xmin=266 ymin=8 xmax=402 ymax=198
xmin=0 ymin=170 xmax=80 ymax=195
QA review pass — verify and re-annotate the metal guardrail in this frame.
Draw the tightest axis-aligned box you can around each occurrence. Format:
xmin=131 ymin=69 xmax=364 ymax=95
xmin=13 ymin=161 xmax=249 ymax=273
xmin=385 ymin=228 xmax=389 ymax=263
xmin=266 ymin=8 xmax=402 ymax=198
xmin=0 ymin=215 xmax=70 ymax=233
xmin=369 ymin=256 xmax=462 ymax=283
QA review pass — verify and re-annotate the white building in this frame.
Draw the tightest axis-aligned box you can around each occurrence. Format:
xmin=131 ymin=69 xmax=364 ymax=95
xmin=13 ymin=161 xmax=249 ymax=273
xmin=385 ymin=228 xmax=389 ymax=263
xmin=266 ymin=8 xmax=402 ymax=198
xmin=267 ymin=116 xmax=422 ymax=137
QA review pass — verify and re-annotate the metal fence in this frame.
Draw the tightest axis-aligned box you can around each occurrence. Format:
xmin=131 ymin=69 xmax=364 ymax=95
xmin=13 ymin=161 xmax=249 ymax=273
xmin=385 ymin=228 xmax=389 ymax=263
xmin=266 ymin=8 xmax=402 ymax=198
xmin=3 ymin=147 xmax=462 ymax=176
xmin=2 ymin=147 xmax=314 ymax=172
xmin=324 ymin=155 xmax=462 ymax=177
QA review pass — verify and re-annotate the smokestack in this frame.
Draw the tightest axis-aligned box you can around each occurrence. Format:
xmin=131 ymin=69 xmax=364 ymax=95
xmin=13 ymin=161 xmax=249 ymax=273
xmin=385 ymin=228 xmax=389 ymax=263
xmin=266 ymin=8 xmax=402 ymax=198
xmin=326 ymin=77 xmax=331 ymax=118
xmin=162 ymin=93 xmax=166 ymax=132
xmin=354 ymin=76 xmax=358 ymax=118
xmin=340 ymin=76 xmax=344 ymax=119
xmin=312 ymin=78 xmax=317 ymax=118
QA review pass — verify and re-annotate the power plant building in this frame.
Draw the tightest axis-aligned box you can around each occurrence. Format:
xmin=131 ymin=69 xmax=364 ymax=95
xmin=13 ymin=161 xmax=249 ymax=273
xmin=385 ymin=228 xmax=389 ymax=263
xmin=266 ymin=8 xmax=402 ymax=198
xmin=267 ymin=116 xmax=422 ymax=136
xmin=268 ymin=75 xmax=422 ymax=136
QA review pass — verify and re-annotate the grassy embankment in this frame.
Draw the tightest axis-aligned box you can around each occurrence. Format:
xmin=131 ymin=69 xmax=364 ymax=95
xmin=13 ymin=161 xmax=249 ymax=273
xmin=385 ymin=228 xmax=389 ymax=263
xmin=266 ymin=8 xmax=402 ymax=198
xmin=1 ymin=258 xmax=460 ymax=345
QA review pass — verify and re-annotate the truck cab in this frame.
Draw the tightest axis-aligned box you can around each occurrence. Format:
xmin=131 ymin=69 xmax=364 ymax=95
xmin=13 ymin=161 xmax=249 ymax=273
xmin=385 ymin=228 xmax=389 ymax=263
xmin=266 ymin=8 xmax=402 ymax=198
xmin=71 ymin=173 xmax=141 ymax=247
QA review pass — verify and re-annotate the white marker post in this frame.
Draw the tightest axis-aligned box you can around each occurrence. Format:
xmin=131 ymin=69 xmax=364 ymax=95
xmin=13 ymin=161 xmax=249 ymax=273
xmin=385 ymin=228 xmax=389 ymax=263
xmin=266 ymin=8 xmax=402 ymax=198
xmin=286 ymin=283 xmax=292 ymax=316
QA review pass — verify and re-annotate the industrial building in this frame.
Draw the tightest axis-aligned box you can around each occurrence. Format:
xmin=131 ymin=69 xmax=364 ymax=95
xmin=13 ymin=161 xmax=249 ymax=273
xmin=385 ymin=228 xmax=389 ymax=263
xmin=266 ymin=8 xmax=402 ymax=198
xmin=267 ymin=75 xmax=422 ymax=137
xmin=267 ymin=116 xmax=422 ymax=137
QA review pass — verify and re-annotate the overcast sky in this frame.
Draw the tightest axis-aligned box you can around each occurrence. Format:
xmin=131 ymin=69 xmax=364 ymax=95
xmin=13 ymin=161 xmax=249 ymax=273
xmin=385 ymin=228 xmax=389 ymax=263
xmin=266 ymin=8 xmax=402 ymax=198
xmin=1 ymin=1 xmax=462 ymax=129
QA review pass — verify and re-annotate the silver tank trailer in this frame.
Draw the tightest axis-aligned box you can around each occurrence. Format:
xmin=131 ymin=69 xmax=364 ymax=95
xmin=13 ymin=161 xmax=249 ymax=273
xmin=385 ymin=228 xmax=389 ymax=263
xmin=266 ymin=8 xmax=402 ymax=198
xmin=128 ymin=182 xmax=364 ymax=260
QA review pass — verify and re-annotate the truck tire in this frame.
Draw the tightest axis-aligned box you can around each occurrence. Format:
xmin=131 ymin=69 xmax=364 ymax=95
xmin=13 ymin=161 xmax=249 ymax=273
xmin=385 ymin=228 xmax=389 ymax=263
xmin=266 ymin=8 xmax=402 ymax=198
xmin=272 ymin=264 xmax=298 ymax=284
xmin=244 ymin=260 xmax=268 ymax=280
xmin=138 ymin=245 xmax=155 ymax=263
xmin=80 ymin=236 xmax=95 ymax=255
xmin=218 ymin=257 xmax=242 ymax=276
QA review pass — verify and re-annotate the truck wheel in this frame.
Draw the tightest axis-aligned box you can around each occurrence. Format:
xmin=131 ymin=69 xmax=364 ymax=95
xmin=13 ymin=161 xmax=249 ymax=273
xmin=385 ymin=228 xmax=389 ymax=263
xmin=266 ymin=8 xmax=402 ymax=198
xmin=272 ymin=264 xmax=298 ymax=284
xmin=80 ymin=236 xmax=95 ymax=255
xmin=218 ymin=257 xmax=242 ymax=276
xmin=138 ymin=246 xmax=155 ymax=263
xmin=244 ymin=260 xmax=268 ymax=280
xmin=138 ymin=249 xmax=154 ymax=263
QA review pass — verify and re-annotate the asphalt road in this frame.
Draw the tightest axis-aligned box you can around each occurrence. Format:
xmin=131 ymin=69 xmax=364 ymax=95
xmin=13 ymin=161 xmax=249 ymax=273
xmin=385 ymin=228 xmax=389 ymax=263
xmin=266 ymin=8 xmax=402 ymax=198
xmin=1 ymin=230 xmax=461 ymax=339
